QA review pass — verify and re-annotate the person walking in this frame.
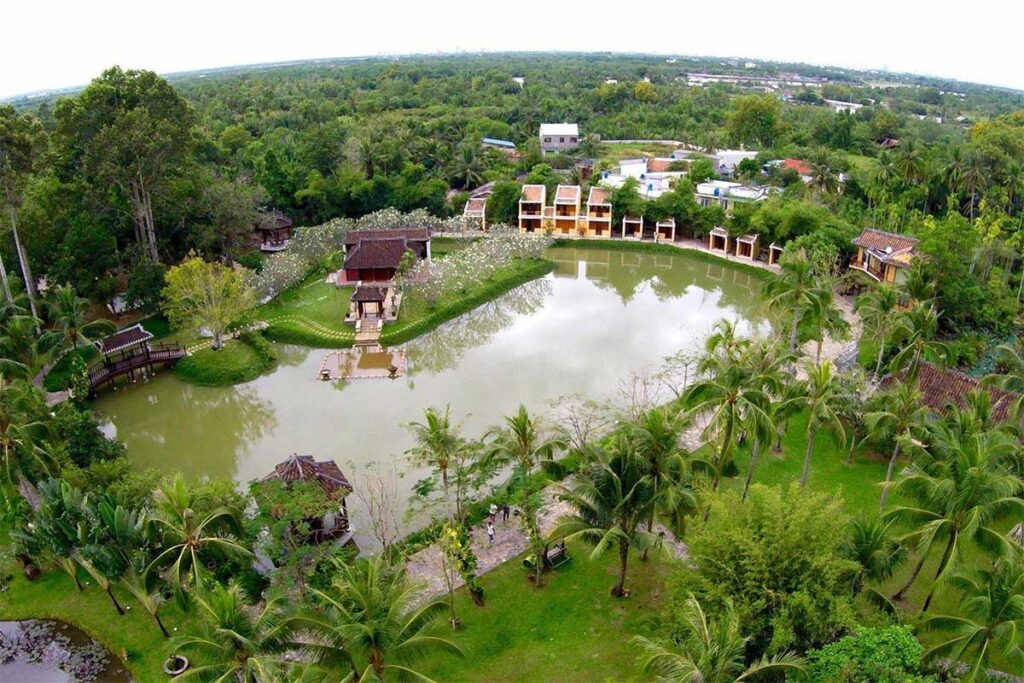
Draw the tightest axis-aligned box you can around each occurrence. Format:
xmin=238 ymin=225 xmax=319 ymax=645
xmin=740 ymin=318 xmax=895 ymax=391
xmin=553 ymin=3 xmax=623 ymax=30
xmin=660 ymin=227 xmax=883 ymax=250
xmin=486 ymin=520 xmax=495 ymax=544
xmin=489 ymin=503 xmax=498 ymax=521
xmin=501 ymin=503 xmax=510 ymax=523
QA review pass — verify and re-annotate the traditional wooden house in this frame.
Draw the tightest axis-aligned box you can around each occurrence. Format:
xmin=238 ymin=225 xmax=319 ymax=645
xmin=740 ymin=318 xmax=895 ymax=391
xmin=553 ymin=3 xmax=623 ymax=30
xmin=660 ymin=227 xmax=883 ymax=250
xmin=880 ymin=362 xmax=1017 ymax=424
xmin=342 ymin=228 xmax=431 ymax=282
xmin=656 ymin=218 xmax=676 ymax=242
xmin=621 ymin=215 xmax=643 ymax=240
xmin=708 ymin=226 xmax=731 ymax=253
xmin=347 ymin=284 xmax=398 ymax=322
xmin=850 ymin=228 xmax=917 ymax=284
xmin=255 ymin=211 xmax=295 ymax=252
xmin=735 ymin=234 xmax=761 ymax=261
xmin=259 ymin=455 xmax=354 ymax=545
xmin=768 ymin=242 xmax=785 ymax=266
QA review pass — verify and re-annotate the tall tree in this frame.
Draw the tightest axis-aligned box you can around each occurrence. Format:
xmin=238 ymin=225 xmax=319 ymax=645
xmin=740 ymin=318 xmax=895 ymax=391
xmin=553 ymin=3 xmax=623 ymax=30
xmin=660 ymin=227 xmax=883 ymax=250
xmin=45 ymin=284 xmax=115 ymax=357
xmin=55 ymin=67 xmax=195 ymax=262
xmin=792 ymin=361 xmax=847 ymax=488
xmin=765 ymin=249 xmax=825 ymax=352
xmin=0 ymin=105 xmax=46 ymax=314
xmin=854 ymin=284 xmax=901 ymax=378
xmin=161 ymin=256 xmax=254 ymax=350
xmin=865 ymin=383 xmax=930 ymax=508
xmin=552 ymin=433 xmax=658 ymax=597
xmin=890 ymin=303 xmax=948 ymax=381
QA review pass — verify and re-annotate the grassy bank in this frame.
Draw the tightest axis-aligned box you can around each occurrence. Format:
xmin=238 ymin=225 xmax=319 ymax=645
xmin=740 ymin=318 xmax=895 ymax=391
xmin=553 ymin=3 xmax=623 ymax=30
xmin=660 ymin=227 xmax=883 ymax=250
xmin=418 ymin=539 xmax=675 ymax=682
xmin=550 ymin=237 xmax=773 ymax=280
xmin=380 ymin=257 xmax=555 ymax=346
xmin=255 ymin=276 xmax=357 ymax=348
xmin=0 ymin=563 xmax=183 ymax=683
xmin=173 ymin=332 xmax=277 ymax=386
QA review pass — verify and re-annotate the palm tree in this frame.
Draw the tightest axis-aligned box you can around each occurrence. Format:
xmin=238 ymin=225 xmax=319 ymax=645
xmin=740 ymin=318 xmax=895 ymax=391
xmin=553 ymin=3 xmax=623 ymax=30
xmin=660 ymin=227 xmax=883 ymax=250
xmin=764 ymin=249 xmax=825 ymax=353
xmin=942 ymin=147 xmax=964 ymax=198
xmin=844 ymin=516 xmax=906 ymax=598
xmin=0 ymin=375 xmax=51 ymax=497
xmin=921 ymin=560 xmax=1024 ymax=681
xmin=982 ymin=342 xmax=1024 ymax=430
xmin=885 ymin=426 xmax=1023 ymax=611
xmin=297 ymin=555 xmax=460 ymax=681
xmin=484 ymin=406 xmax=566 ymax=587
xmin=449 ymin=145 xmax=484 ymax=190
xmin=685 ymin=351 xmax=770 ymax=491
xmin=407 ymin=405 xmax=462 ymax=496
xmin=45 ymin=284 xmax=115 ymax=357
xmin=147 ymin=475 xmax=253 ymax=609
xmin=792 ymin=361 xmax=846 ymax=488
xmin=961 ymin=152 xmax=988 ymax=221
xmin=0 ymin=315 xmax=57 ymax=378
xmin=807 ymin=286 xmax=849 ymax=362
xmin=356 ymin=135 xmax=380 ymax=179
xmin=890 ymin=303 xmax=948 ymax=381
xmin=175 ymin=582 xmax=295 ymax=683
xmin=897 ymin=139 xmax=926 ymax=185
xmin=633 ymin=407 xmax=698 ymax=538
xmin=865 ymin=383 xmax=930 ymax=508
xmin=738 ymin=340 xmax=792 ymax=500
xmin=808 ymin=161 xmax=838 ymax=198
xmin=552 ymin=434 xmax=658 ymax=597
xmin=632 ymin=595 xmax=803 ymax=682
xmin=10 ymin=478 xmax=84 ymax=590
xmin=855 ymin=284 xmax=901 ymax=378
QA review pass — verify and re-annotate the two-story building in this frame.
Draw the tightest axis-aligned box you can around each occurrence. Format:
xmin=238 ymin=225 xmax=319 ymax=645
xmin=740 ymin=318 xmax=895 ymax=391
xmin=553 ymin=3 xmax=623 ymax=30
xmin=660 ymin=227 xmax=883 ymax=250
xmin=552 ymin=185 xmax=582 ymax=235
xmin=518 ymin=184 xmax=547 ymax=233
xmin=539 ymin=123 xmax=580 ymax=155
xmin=849 ymin=228 xmax=918 ymax=284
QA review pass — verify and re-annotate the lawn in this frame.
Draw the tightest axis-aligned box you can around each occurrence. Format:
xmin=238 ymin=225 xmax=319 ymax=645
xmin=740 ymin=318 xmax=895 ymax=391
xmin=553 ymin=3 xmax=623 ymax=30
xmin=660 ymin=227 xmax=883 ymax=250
xmin=0 ymin=562 xmax=185 ymax=683
xmin=418 ymin=540 xmax=676 ymax=682
xmin=173 ymin=333 xmax=277 ymax=386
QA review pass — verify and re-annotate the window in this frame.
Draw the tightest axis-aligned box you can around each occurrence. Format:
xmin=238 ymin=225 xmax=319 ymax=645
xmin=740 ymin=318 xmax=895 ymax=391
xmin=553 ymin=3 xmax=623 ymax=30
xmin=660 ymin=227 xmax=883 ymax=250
xmin=570 ymin=137 xmax=577 ymax=143
xmin=559 ymin=137 xmax=565 ymax=142
xmin=544 ymin=137 xmax=551 ymax=143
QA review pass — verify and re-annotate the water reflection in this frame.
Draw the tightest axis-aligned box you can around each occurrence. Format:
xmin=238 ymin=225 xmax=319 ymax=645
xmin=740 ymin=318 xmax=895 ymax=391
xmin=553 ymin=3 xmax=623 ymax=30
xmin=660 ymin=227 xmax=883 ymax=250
xmin=95 ymin=246 xmax=767 ymax=545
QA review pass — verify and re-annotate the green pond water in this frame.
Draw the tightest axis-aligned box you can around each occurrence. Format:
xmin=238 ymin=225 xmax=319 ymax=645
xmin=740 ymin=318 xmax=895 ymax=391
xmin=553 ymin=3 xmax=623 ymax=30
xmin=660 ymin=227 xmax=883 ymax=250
xmin=94 ymin=247 xmax=768 ymax=545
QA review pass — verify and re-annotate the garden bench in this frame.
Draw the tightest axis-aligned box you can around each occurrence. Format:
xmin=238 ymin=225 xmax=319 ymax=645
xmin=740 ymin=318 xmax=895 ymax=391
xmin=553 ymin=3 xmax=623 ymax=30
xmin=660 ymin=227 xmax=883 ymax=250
xmin=522 ymin=542 xmax=571 ymax=571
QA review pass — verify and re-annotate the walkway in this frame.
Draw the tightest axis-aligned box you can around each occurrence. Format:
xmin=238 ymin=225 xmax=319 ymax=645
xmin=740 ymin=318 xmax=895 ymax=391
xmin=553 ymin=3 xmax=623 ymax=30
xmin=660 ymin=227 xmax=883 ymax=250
xmin=405 ymin=483 xmax=688 ymax=601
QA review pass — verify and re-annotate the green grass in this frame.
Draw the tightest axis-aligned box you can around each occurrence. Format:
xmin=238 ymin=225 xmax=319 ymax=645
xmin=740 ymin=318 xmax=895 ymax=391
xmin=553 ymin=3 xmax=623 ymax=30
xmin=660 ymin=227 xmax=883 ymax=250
xmin=380 ymin=258 xmax=555 ymax=346
xmin=550 ymin=238 xmax=772 ymax=281
xmin=597 ymin=142 xmax=680 ymax=168
xmin=0 ymin=563 xmax=184 ymax=683
xmin=418 ymin=539 xmax=675 ymax=683
xmin=173 ymin=332 xmax=277 ymax=386
xmin=253 ymin=275 xmax=356 ymax=347
xmin=43 ymin=346 xmax=99 ymax=391
xmin=431 ymin=236 xmax=477 ymax=257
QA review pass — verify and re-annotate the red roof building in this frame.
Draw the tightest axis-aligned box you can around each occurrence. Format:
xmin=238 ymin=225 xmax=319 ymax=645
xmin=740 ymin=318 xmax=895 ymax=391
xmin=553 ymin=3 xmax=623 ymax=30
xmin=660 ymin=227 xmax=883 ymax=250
xmin=880 ymin=362 xmax=1017 ymax=424
xmin=343 ymin=228 xmax=431 ymax=282
xmin=782 ymin=158 xmax=813 ymax=175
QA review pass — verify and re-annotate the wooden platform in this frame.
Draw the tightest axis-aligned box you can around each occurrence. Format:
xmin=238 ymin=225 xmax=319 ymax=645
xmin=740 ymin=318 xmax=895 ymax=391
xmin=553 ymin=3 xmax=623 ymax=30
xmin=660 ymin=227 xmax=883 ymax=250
xmin=318 ymin=346 xmax=407 ymax=381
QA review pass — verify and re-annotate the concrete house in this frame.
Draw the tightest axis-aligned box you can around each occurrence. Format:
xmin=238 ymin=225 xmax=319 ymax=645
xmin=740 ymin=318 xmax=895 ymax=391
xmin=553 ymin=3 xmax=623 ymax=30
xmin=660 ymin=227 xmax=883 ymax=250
xmin=540 ymin=123 xmax=580 ymax=155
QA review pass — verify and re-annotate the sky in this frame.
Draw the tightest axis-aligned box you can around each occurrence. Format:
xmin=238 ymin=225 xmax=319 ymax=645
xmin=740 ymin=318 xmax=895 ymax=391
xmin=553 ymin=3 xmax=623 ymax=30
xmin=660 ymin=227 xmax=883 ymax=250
xmin=3 ymin=0 xmax=1022 ymax=99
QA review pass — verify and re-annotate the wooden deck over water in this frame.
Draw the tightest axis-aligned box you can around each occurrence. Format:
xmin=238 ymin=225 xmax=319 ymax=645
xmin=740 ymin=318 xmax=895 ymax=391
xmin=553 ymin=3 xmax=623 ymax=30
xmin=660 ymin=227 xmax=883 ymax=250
xmin=318 ymin=346 xmax=407 ymax=381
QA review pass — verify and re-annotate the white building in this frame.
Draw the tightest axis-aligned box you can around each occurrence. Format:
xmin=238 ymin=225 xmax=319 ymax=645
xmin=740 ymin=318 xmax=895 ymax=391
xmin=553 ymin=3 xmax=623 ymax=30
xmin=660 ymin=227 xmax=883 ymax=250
xmin=539 ymin=123 xmax=580 ymax=155
xmin=695 ymin=180 xmax=770 ymax=213
xmin=823 ymin=99 xmax=864 ymax=114
xmin=712 ymin=149 xmax=759 ymax=177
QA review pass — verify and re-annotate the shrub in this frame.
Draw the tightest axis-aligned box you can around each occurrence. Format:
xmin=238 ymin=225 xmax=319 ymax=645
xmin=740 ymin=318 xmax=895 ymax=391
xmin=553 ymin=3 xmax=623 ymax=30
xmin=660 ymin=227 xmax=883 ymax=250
xmin=801 ymin=626 xmax=935 ymax=683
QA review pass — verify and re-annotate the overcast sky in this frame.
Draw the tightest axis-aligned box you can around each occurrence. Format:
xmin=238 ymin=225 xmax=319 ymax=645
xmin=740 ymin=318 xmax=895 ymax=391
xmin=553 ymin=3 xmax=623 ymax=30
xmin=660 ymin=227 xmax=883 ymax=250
xmin=3 ymin=0 xmax=1021 ymax=99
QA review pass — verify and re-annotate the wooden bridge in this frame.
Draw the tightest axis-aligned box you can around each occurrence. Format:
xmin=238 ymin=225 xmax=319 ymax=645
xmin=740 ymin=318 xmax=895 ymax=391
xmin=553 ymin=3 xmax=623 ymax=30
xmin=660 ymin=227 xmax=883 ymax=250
xmin=87 ymin=342 xmax=186 ymax=393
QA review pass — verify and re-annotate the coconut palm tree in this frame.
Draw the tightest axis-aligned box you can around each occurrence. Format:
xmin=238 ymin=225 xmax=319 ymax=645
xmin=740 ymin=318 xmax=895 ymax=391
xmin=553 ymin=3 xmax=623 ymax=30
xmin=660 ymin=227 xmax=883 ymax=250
xmin=10 ymin=478 xmax=84 ymax=590
xmin=685 ymin=351 xmax=770 ymax=491
xmin=792 ymin=361 xmax=847 ymax=488
xmin=738 ymin=340 xmax=793 ymax=501
xmin=633 ymin=407 xmax=699 ymax=538
xmin=407 ymin=405 xmax=463 ymax=497
xmin=449 ymin=145 xmax=484 ymax=190
xmin=885 ymin=426 xmax=1023 ymax=611
xmin=551 ymin=434 xmax=659 ymax=597
xmin=808 ymin=161 xmax=838 ymax=198
xmin=296 ymin=555 xmax=460 ymax=681
xmin=147 ymin=475 xmax=253 ymax=609
xmin=764 ymin=249 xmax=826 ymax=353
xmin=961 ymin=152 xmax=988 ymax=221
xmin=175 ymin=582 xmax=295 ymax=683
xmin=45 ymin=284 xmax=115 ymax=357
xmin=897 ymin=140 xmax=926 ymax=185
xmin=982 ymin=342 xmax=1024 ymax=430
xmin=844 ymin=516 xmax=906 ymax=598
xmin=865 ymin=383 xmax=930 ymax=508
xmin=855 ymin=284 xmax=902 ymax=378
xmin=890 ymin=303 xmax=949 ymax=381
xmin=632 ymin=595 xmax=803 ymax=682
xmin=0 ymin=375 xmax=52 ymax=496
xmin=921 ymin=560 xmax=1024 ymax=681
xmin=484 ymin=405 xmax=566 ymax=587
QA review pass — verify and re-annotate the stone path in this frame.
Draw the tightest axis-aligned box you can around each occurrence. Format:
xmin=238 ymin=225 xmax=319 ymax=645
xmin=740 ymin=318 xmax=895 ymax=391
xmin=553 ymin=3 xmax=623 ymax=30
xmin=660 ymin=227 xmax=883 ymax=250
xmin=405 ymin=483 xmax=688 ymax=601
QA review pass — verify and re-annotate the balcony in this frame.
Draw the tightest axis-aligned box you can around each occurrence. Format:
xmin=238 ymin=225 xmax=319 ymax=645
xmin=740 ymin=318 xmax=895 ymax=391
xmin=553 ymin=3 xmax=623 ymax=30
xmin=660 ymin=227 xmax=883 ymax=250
xmin=849 ymin=257 xmax=883 ymax=281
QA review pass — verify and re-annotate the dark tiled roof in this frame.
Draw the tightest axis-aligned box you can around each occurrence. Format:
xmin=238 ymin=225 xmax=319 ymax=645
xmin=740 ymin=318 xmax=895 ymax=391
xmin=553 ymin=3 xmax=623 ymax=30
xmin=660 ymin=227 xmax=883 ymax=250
xmin=261 ymin=454 xmax=353 ymax=496
xmin=96 ymin=323 xmax=153 ymax=354
xmin=343 ymin=238 xmax=410 ymax=270
xmin=344 ymin=228 xmax=429 ymax=246
xmin=853 ymin=228 xmax=918 ymax=253
xmin=880 ymin=362 xmax=1016 ymax=424
xmin=257 ymin=211 xmax=294 ymax=231
xmin=352 ymin=285 xmax=388 ymax=303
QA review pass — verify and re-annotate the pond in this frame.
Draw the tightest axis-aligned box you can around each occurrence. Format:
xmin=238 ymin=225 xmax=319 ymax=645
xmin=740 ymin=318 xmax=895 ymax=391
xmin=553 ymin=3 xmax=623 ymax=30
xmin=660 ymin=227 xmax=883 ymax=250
xmin=0 ymin=619 xmax=130 ymax=682
xmin=94 ymin=246 xmax=768 ymax=546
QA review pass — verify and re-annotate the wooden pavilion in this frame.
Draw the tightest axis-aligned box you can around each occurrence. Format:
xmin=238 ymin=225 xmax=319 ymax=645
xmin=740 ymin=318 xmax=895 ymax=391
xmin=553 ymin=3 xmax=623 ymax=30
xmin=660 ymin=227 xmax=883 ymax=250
xmin=708 ymin=226 xmax=731 ymax=253
xmin=259 ymin=454 xmax=354 ymax=545
xmin=734 ymin=234 xmax=761 ymax=261
xmin=621 ymin=215 xmax=643 ymax=240
xmin=768 ymin=242 xmax=785 ymax=266
xmin=255 ymin=211 xmax=295 ymax=252
xmin=655 ymin=218 xmax=676 ymax=242
xmin=88 ymin=324 xmax=184 ymax=393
